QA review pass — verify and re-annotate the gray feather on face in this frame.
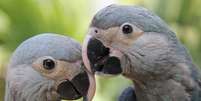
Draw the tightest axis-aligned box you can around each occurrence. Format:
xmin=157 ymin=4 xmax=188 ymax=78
xmin=5 ymin=33 xmax=87 ymax=101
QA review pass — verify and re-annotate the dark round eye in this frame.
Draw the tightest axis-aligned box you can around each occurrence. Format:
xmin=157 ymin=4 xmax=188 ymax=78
xmin=43 ymin=59 xmax=55 ymax=70
xmin=94 ymin=29 xmax=98 ymax=33
xmin=122 ymin=24 xmax=133 ymax=34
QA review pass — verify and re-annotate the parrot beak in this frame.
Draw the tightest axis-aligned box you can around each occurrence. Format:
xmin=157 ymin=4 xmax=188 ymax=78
xmin=53 ymin=62 xmax=95 ymax=101
xmin=82 ymin=30 xmax=123 ymax=101
xmin=82 ymin=34 xmax=122 ymax=75
xmin=56 ymin=62 xmax=96 ymax=101
xmin=82 ymin=35 xmax=96 ymax=101
xmin=57 ymin=71 xmax=90 ymax=100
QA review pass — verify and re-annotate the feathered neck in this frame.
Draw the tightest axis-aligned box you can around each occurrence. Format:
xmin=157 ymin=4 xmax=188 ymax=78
xmin=5 ymin=64 xmax=59 ymax=101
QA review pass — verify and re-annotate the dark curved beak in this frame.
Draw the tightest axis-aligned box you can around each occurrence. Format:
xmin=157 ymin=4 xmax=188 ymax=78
xmin=82 ymin=35 xmax=122 ymax=75
xmin=57 ymin=71 xmax=89 ymax=100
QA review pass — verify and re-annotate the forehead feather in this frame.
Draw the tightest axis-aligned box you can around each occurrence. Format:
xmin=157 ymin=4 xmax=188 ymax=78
xmin=10 ymin=33 xmax=81 ymax=67
xmin=91 ymin=5 xmax=173 ymax=35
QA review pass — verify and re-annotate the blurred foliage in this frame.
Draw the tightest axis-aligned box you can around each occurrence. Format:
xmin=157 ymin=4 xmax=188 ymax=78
xmin=0 ymin=0 xmax=201 ymax=101
xmin=0 ymin=79 xmax=5 ymax=100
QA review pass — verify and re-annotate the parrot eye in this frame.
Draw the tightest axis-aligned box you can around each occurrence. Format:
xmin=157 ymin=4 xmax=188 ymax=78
xmin=122 ymin=23 xmax=133 ymax=34
xmin=94 ymin=29 xmax=98 ymax=33
xmin=43 ymin=59 xmax=55 ymax=70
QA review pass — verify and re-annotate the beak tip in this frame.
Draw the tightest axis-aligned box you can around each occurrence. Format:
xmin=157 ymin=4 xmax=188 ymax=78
xmin=86 ymin=73 xmax=96 ymax=101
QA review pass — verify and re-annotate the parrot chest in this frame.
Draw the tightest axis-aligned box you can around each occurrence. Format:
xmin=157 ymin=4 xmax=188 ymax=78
xmin=134 ymin=79 xmax=191 ymax=101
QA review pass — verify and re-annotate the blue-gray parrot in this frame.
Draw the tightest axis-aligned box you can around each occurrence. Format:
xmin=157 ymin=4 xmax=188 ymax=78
xmin=82 ymin=5 xmax=201 ymax=101
xmin=5 ymin=33 xmax=95 ymax=101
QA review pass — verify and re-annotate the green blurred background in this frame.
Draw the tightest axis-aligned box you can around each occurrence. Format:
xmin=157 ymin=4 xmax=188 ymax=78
xmin=0 ymin=0 xmax=201 ymax=101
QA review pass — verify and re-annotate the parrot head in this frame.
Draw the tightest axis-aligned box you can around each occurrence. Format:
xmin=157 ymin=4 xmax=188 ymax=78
xmin=6 ymin=33 xmax=95 ymax=101
xmin=82 ymin=4 xmax=185 ymax=80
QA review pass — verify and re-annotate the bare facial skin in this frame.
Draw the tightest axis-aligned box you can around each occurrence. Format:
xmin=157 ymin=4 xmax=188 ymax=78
xmin=32 ymin=56 xmax=83 ymax=81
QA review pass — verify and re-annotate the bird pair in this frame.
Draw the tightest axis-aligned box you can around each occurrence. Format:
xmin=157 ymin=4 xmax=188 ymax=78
xmin=5 ymin=4 xmax=201 ymax=101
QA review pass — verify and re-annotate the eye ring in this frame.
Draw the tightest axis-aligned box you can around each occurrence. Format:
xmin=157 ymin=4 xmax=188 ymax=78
xmin=121 ymin=23 xmax=133 ymax=34
xmin=43 ymin=59 xmax=56 ymax=70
